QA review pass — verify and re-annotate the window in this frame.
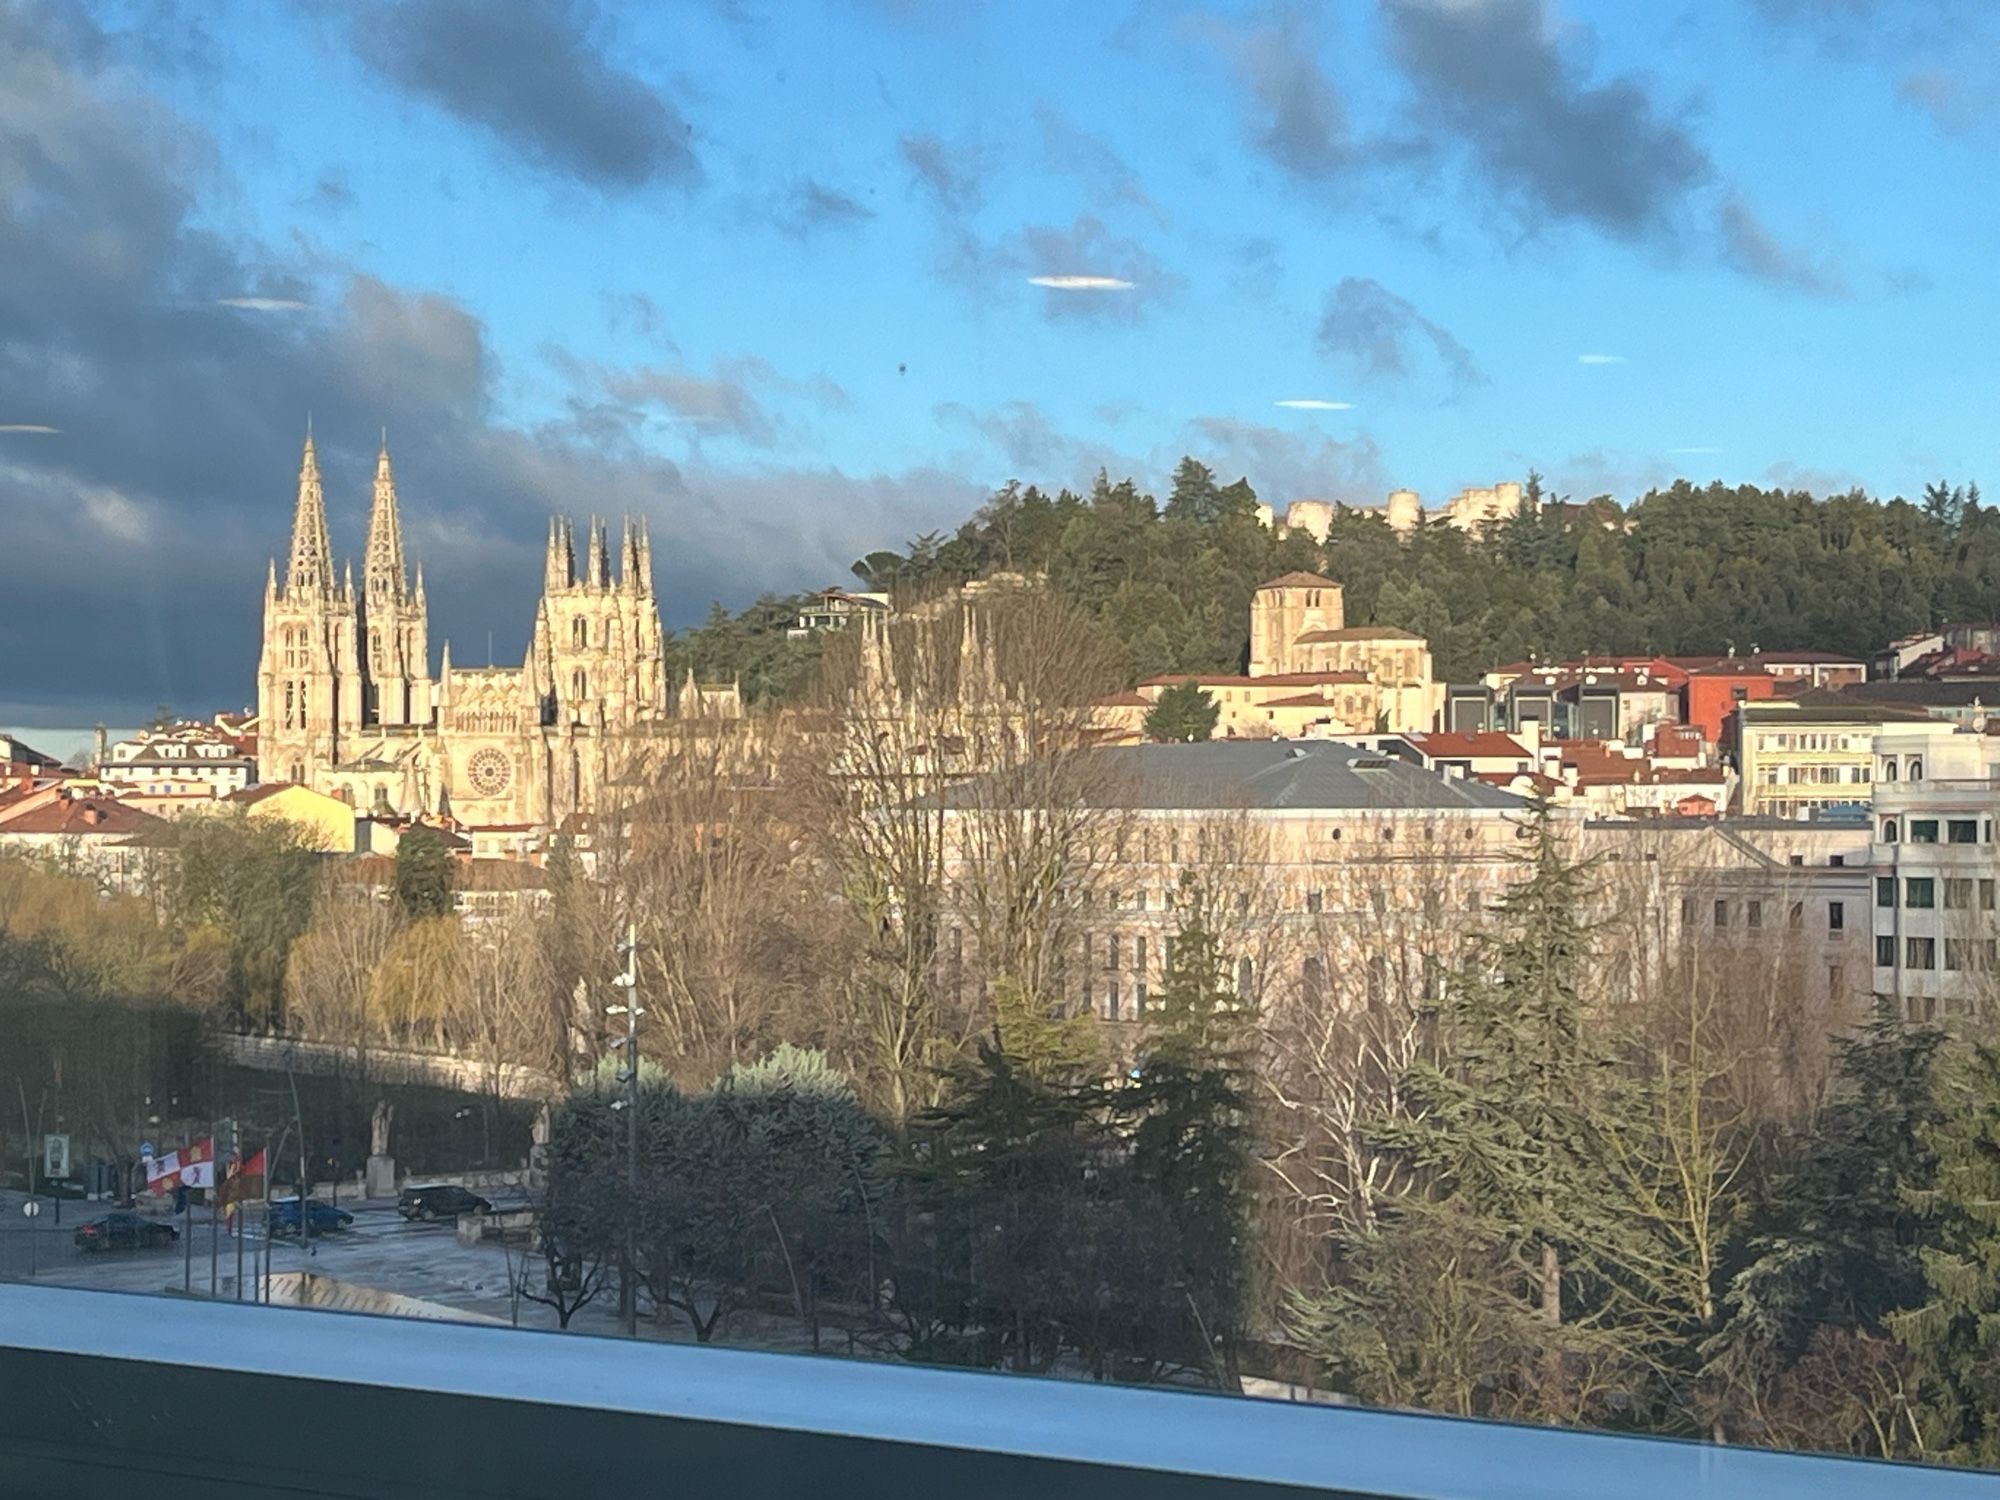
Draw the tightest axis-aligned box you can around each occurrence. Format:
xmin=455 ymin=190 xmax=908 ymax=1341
xmin=1911 ymin=819 xmax=1939 ymax=844
xmin=1907 ymin=936 xmax=1937 ymax=970
xmin=1946 ymin=878 xmax=1973 ymax=910
xmin=1236 ymin=956 xmax=1255 ymax=998
xmin=1876 ymin=935 xmax=1896 ymax=967
xmin=1788 ymin=901 xmax=1803 ymax=930
xmin=1946 ymin=938 xmax=1968 ymax=972
xmin=572 ymin=617 xmax=587 ymax=648
xmin=1103 ymin=935 xmax=1119 ymax=972
xmin=1881 ymin=759 xmax=1899 ymax=781
xmin=1301 ymin=955 xmax=1326 ymax=1005
xmin=1831 ymin=854 xmax=1845 ymax=867
xmin=1950 ymin=819 xmax=1979 ymax=844
xmin=1909 ymin=758 xmax=1924 ymax=780
xmin=1746 ymin=900 xmax=1763 ymax=929
xmin=1881 ymin=818 xmax=1899 ymax=843
xmin=1877 ymin=876 xmax=1896 ymax=908
xmin=1305 ymin=889 xmax=1323 ymax=915
xmin=1828 ymin=963 xmax=1844 ymax=998
xmin=1714 ymin=899 xmax=1729 ymax=929
xmin=1788 ymin=854 xmax=1804 ymax=867
xmin=1828 ymin=901 xmax=1844 ymax=932
xmin=1907 ymin=877 xmax=1935 ymax=909
xmin=1680 ymin=896 xmax=1694 ymax=928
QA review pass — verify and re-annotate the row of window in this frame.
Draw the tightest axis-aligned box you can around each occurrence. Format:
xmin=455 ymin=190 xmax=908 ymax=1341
xmin=1875 ymin=935 xmax=2000 ymax=971
xmin=1757 ymin=732 xmax=1864 ymax=752
xmin=1879 ymin=816 xmax=1989 ymax=844
xmin=1875 ymin=876 xmax=1998 ymax=910
xmin=1688 ymin=897 xmax=1844 ymax=933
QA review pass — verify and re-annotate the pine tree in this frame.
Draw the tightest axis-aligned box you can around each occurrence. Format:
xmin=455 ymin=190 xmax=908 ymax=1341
xmin=1322 ymin=803 xmax=1645 ymax=1421
xmin=392 ymin=825 xmax=455 ymax=919
xmin=1898 ymin=1040 xmax=2000 ymax=1466
xmin=1144 ymin=680 xmax=1220 ymax=743
xmin=1126 ymin=887 xmax=1257 ymax=1384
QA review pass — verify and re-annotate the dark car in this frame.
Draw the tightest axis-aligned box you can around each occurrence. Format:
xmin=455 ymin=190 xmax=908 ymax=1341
xmin=266 ymin=1198 xmax=355 ymax=1238
xmin=75 ymin=1212 xmax=177 ymax=1252
xmin=397 ymin=1185 xmax=491 ymax=1222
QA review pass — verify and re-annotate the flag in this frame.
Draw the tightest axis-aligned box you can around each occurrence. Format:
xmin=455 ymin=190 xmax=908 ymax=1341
xmin=219 ymin=1149 xmax=266 ymax=1219
xmin=146 ymin=1149 xmax=180 ymax=1196
xmin=178 ymin=1137 xmax=216 ymax=1190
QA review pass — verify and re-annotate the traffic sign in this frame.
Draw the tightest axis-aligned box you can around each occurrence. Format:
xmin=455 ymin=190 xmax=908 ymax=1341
xmin=21 ymin=1200 xmax=40 ymax=1218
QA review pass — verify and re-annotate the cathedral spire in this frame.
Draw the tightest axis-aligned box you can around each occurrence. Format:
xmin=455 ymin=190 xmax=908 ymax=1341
xmin=636 ymin=516 xmax=653 ymax=598
xmin=286 ymin=428 xmax=334 ymax=596
xmin=364 ymin=435 xmax=408 ymax=607
xmin=587 ymin=515 xmax=609 ymax=588
xmin=544 ymin=515 xmax=573 ymax=592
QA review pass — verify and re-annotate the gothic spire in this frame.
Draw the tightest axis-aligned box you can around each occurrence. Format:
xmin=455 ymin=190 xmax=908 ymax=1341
xmin=587 ymin=515 xmax=609 ymax=588
xmin=364 ymin=436 xmax=408 ymax=607
xmin=544 ymin=515 xmax=574 ymax=592
xmin=636 ymin=515 xmax=653 ymax=598
xmin=286 ymin=429 xmax=334 ymax=596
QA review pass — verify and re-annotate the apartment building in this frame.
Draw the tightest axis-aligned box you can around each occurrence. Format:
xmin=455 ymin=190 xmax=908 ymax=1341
xmin=1867 ymin=723 xmax=2000 ymax=1021
xmin=1734 ymin=692 xmax=1935 ymax=818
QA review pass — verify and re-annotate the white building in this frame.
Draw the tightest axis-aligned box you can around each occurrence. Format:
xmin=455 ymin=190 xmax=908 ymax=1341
xmin=1868 ymin=723 xmax=2000 ymax=1022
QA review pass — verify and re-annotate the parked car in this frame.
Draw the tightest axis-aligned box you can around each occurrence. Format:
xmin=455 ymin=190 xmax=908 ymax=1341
xmin=266 ymin=1198 xmax=355 ymax=1238
xmin=75 ymin=1212 xmax=177 ymax=1252
xmin=397 ymin=1185 xmax=491 ymax=1222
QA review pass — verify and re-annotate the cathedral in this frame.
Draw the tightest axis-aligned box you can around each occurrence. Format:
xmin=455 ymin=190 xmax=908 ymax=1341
xmin=256 ymin=431 xmax=668 ymax=826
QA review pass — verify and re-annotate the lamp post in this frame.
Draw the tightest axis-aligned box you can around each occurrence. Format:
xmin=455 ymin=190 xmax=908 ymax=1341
xmin=607 ymin=922 xmax=642 ymax=1338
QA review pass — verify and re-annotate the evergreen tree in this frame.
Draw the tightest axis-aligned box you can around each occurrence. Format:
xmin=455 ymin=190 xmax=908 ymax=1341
xmin=1712 ymin=1008 xmax=1945 ymax=1398
xmin=1899 ymin=1040 xmax=2000 ymax=1465
xmin=1319 ymin=804 xmax=1647 ymax=1421
xmin=1126 ymin=887 xmax=1257 ymax=1384
xmin=392 ymin=826 xmax=455 ymax=920
xmin=1144 ymin=680 xmax=1220 ymax=743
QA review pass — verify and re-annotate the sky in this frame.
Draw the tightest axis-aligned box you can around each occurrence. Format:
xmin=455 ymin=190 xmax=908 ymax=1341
xmin=2 ymin=0 xmax=1998 ymax=728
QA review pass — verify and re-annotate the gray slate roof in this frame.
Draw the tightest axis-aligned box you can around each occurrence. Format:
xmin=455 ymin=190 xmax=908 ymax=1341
xmin=940 ymin=741 xmax=1528 ymax=812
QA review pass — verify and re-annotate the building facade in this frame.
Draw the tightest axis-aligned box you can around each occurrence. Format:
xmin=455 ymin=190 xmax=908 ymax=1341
xmin=256 ymin=433 xmax=668 ymax=826
xmin=1867 ymin=723 xmax=2000 ymax=1022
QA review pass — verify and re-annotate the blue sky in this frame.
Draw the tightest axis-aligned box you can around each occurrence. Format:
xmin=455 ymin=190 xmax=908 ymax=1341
xmin=2 ymin=0 xmax=1996 ymax=725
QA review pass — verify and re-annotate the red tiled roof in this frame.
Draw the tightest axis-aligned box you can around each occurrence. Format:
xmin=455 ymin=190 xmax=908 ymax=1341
xmin=1411 ymin=733 xmax=1530 ymax=760
xmin=1256 ymin=693 xmax=1359 ymax=709
xmin=0 ymin=795 xmax=164 ymax=837
xmin=1138 ymin=671 xmax=1369 ymax=688
xmin=227 ymin=783 xmax=299 ymax=806
xmin=1256 ymin=571 xmax=1340 ymax=590
xmin=1294 ymin=626 xmax=1425 ymax=643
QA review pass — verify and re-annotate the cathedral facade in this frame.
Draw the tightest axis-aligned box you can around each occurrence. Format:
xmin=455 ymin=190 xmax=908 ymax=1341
xmin=256 ymin=433 xmax=667 ymax=826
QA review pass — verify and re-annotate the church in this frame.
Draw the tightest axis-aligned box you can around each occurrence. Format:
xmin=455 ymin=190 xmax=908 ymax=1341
xmin=256 ymin=431 xmax=668 ymax=826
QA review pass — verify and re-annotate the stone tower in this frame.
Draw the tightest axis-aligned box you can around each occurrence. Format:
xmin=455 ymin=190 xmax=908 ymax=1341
xmin=1249 ymin=571 xmax=1344 ymax=677
xmin=258 ymin=431 xmax=364 ymax=783
xmin=360 ymin=439 xmax=433 ymax=727
xmin=529 ymin=515 xmax=665 ymax=730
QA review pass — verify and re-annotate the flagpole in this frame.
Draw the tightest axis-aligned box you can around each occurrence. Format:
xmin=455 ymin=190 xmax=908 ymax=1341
xmin=234 ymin=1147 xmax=246 ymax=1302
xmin=182 ymin=1130 xmax=192 ymax=1294
xmin=209 ymin=1119 xmax=220 ymax=1297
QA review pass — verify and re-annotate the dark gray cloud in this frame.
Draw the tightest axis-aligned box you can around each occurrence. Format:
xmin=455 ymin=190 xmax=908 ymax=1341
xmin=0 ymin=7 xmax=957 ymax=725
xmin=934 ymin=400 xmax=1123 ymax=478
xmin=344 ymin=0 xmax=696 ymax=190
xmin=1382 ymin=0 xmax=1709 ymax=242
xmin=776 ymin=177 xmax=875 ymax=237
xmin=1315 ymin=278 xmax=1483 ymax=391
xmin=899 ymin=131 xmax=985 ymax=215
xmin=1717 ymin=196 xmax=1848 ymax=297
xmin=1204 ymin=8 xmax=1352 ymax=184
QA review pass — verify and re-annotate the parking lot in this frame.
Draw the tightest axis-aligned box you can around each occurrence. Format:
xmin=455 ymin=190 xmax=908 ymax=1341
xmin=0 ymin=1189 xmax=821 ymax=1351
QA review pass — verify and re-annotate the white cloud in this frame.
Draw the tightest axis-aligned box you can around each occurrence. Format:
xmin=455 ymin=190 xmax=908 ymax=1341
xmin=78 ymin=486 xmax=150 ymax=544
xmin=217 ymin=296 xmax=309 ymax=311
xmin=1274 ymin=398 xmax=1355 ymax=411
xmin=1026 ymin=274 xmax=1134 ymax=291
xmin=0 ymin=424 xmax=59 ymax=433
xmin=1577 ymin=353 xmax=1626 ymax=365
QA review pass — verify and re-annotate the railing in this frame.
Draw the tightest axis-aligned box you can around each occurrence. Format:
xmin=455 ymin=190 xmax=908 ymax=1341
xmin=2 ymin=1283 xmax=1994 ymax=1498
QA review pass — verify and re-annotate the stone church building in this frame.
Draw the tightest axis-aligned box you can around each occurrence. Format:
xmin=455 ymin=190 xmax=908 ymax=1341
xmin=257 ymin=432 xmax=667 ymax=825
